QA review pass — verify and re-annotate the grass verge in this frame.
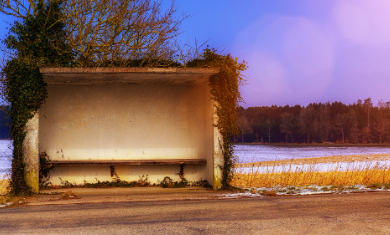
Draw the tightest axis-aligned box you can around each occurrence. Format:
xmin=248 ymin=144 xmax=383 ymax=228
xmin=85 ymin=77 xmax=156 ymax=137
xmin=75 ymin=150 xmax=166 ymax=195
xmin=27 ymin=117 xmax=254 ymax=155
xmin=0 ymin=179 xmax=11 ymax=206
xmin=236 ymin=154 xmax=390 ymax=168
xmin=0 ymin=179 xmax=9 ymax=196
xmin=233 ymin=155 xmax=390 ymax=189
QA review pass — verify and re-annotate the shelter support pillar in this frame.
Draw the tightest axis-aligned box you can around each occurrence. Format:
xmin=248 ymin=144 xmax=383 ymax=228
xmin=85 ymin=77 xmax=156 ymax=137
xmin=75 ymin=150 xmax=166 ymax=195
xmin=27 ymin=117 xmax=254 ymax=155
xmin=213 ymin=103 xmax=223 ymax=189
xmin=23 ymin=112 xmax=39 ymax=193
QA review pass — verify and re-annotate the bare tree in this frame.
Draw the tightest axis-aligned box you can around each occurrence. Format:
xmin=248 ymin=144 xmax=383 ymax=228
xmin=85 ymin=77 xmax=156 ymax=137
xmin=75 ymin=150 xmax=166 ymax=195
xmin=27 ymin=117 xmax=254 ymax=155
xmin=237 ymin=115 xmax=252 ymax=143
xmin=299 ymin=105 xmax=315 ymax=143
xmin=173 ymin=38 xmax=209 ymax=65
xmin=363 ymin=98 xmax=373 ymax=143
xmin=348 ymin=110 xmax=359 ymax=143
xmin=0 ymin=0 xmax=45 ymax=18
xmin=316 ymin=102 xmax=330 ymax=143
xmin=1 ymin=0 xmax=188 ymax=66
xmin=264 ymin=118 xmax=274 ymax=144
xmin=335 ymin=113 xmax=347 ymax=143
xmin=280 ymin=112 xmax=295 ymax=143
xmin=376 ymin=99 xmax=390 ymax=143
xmin=64 ymin=0 xmax=187 ymax=66
xmin=0 ymin=43 xmax=11 ymax=107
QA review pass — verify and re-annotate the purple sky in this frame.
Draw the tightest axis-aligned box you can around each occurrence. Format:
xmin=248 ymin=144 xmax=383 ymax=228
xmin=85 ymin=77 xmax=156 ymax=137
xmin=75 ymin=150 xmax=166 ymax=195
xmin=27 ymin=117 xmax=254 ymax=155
xmin=2 ymin=0 xmax=390 ymax=107
xmin=173 ymin=0 xmax=390 ymax=107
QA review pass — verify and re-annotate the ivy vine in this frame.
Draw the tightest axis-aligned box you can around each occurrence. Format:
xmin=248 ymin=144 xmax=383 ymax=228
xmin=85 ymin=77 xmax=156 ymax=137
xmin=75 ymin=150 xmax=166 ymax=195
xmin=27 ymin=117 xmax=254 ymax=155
xmin=2 ymin=1 xmax=70 ymax=195
xmin=187 ymin=48 xmax=247 ymax=188
xmin=2 ymin=1 xmax=245 ymax=193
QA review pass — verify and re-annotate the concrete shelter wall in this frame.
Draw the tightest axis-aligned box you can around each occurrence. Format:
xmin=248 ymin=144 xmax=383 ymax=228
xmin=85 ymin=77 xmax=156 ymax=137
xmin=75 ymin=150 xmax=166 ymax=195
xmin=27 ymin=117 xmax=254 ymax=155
xmin=39 ymin=82 xmax=215 ymax=185
xmin=23 ymin=112 xmax=39 ymax=193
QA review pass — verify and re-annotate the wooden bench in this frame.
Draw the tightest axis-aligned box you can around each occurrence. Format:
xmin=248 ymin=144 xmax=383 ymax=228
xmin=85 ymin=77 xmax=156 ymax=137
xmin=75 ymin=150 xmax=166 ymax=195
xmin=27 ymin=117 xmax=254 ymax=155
xmin=47 ymin=159 xmax=207 ymax=166
xmin=47 ymin=159 xmax=207 ymax=178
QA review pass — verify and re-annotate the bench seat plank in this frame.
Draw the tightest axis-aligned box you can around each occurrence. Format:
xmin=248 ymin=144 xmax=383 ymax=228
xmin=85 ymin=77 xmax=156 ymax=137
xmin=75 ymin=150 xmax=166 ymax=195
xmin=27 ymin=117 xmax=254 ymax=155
xmin=47 ymin=159 xmax=207 ymax=166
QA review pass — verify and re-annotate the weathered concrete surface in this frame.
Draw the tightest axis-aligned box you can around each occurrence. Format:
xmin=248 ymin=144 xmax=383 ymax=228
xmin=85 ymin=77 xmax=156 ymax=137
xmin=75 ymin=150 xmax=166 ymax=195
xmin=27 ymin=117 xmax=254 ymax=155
xmin=37 ymin=68 xmax=222 ymax=188
xmin=213 ymin=103 xmax=223 ymax=188
xmin=40 ymin=67 xmax=220 ymax=84
xmin=23 ymin=112 xmax=39 ymax=193
xmin=1 ymin=191 xmax=390 ymax=234
xmin=23 ymin=187 xmax=227 ymax=206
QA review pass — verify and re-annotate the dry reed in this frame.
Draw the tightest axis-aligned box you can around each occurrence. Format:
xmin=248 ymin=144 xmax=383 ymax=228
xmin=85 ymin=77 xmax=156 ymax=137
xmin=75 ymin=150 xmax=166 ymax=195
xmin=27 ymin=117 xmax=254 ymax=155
xmin=0 ymin=179 xmax=9 ymax=196
xmin=237 ymin=154 xmax=390 ymax=168
xmin=0 ymin=180 xmax=10 ymax=205
xmin=232 ymin=160 xmax=390 ymax=189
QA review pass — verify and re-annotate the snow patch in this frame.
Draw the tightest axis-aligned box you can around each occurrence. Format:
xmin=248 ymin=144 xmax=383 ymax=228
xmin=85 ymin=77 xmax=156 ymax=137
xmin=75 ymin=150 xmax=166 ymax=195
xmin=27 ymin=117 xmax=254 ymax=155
xmin=245 ymin=184 xmax=390 ymax=196
xmin=219 ymin=192 xmax=263 ymax=199
xmin=238 ymin=160 xmax=390 ymax=173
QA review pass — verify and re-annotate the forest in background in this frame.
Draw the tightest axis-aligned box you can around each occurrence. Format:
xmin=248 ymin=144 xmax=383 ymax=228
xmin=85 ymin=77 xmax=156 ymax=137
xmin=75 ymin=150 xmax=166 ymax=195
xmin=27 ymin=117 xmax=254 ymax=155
xmin=0 ymin=107 xmax=10 ymax=139
xmin=236 ymin=98 xmax=390 ymax=144
xmin=2 ymin=98 xmax=390 ymax=143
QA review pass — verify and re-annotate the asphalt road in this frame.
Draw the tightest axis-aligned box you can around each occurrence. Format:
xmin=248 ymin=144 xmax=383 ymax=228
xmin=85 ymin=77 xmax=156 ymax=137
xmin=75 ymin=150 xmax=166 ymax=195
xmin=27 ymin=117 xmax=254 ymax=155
xmin=1 ymin=192 xmax=390 ymax=234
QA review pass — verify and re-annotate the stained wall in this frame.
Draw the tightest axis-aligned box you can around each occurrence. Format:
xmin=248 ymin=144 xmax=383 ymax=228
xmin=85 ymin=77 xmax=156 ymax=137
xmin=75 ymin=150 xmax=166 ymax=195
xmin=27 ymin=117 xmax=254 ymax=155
xmin=39 ymin=82 xmax=217 ymax=185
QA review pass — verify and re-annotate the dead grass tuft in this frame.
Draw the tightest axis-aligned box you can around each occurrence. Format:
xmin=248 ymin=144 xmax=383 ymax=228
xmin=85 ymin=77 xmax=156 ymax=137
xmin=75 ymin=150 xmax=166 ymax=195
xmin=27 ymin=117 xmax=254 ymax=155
xmin=236 ymin=154 xmax=390 ymax=168
xmin=61 ymin=191 xmax=80 ymax=200
xmin=232 ymin=158 xmax=390 ymax=189
xmin=0 ymin=180 xmax=10 ymax=196
xmin=260 ymin=190 xmax=277 ymax=196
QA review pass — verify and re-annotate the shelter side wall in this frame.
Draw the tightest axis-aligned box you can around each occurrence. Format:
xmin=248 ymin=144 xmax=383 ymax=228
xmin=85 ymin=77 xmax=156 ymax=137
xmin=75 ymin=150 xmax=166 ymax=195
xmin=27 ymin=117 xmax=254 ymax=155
xmin=23 ymin=112 xmax=39 ymax=193
xmin=39 ymin=82 xmax=215 ymax=185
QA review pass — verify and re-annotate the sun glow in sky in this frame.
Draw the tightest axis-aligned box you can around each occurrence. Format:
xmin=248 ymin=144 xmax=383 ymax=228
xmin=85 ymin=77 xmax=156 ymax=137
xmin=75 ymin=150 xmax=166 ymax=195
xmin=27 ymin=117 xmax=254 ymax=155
xmin=174 ymin=0 xmax=390 ymax=107
xmin=1 ymin=0 xmax=390 ymax=107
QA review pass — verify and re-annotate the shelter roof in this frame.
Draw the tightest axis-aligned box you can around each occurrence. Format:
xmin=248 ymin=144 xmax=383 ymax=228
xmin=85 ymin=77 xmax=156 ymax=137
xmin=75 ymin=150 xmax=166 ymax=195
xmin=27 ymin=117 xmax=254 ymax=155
xmin=40 ymin=67 xmax=220 ymax=84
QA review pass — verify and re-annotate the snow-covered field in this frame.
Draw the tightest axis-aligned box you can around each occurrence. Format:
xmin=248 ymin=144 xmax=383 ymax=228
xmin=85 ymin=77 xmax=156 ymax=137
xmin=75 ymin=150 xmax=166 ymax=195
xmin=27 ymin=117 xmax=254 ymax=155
xmin=234 ymin=144 xmax=390 ymax=163
xmin=237 ymin=160 xmax=390 ymax=173
xmin=0 ymin=140 xmax=12 ymax=179
xmin=2 ymin=142 xmax=390 ymax=179
xmin=234 ymin=144 xmax=390 ymax=174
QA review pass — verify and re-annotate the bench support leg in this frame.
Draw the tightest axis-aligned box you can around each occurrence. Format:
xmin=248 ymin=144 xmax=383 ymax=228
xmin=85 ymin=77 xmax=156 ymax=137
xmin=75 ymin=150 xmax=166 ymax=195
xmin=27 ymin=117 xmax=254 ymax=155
xmin=110 ymin=165 xmax=115 ymax=177
xmin=177 ymin=164 xmax=185 ymax=181
xmin=23 ymin=112 xmax=40 ymax=193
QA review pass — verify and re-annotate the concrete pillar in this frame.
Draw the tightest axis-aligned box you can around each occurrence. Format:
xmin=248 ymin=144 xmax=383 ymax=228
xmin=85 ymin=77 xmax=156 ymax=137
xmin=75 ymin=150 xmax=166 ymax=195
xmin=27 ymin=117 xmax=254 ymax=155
xmin=213 ymin=103 xmax=223 ymax=189
xmin=23 ymin=112 xmax=39 ymax=193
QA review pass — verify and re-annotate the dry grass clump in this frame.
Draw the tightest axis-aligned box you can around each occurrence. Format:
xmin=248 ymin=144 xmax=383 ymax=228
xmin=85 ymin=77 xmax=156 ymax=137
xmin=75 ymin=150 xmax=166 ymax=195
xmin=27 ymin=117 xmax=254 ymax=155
xmin=0 ymin=179 xmax=9 ymax=196
xmin=237 ymin=154 xmax=390 ymax=168
xmin=0 ymin=180 xmax=10 ymax=206
xmin=232 ymin=161 xmax=390 ymax=189
xmin=0 ymin=195 xmax=7 ymax=205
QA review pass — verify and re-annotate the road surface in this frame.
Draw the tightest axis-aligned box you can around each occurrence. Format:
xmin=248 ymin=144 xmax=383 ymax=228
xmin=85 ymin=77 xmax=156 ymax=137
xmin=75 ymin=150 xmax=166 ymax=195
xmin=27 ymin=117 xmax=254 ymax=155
xmin=1 ymin=192 xmax=390 ymax=234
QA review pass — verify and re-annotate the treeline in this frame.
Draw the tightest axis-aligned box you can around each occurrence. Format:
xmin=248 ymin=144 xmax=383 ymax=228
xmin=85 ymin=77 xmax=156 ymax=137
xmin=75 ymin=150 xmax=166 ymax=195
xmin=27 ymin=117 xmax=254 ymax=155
xmin=0 ymin=107 xmax=10 ymax=139
xmin=236 ymin=98 xmax=390 ymax=144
